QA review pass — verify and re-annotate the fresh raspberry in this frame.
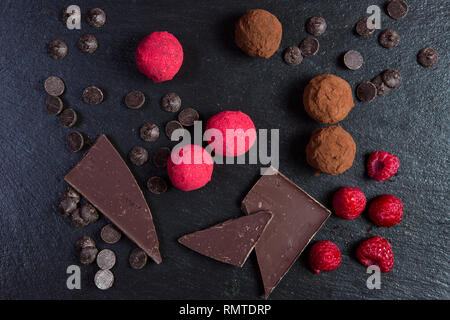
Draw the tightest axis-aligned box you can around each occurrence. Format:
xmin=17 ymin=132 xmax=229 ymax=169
xmin=308 ymin=240 xmax=341 ymax=274
xmin=368 ymin=195 xmax=403 ymax=227
xmin=332 ymin=187 xmax=367 ymax=219
xmin=356 ymin=236 xmax=394 ymax=273
xmin=367 ymin=151 xmax=399 ymax=181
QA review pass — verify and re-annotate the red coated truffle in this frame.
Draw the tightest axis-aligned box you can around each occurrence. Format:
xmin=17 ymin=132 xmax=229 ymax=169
xmin=167 ymin=144 xmax=213 ymax=191
xmin=135 ymin=31 xmax=183 ymax=83
xmin=205 ymin=111 xmax=256 ymax=157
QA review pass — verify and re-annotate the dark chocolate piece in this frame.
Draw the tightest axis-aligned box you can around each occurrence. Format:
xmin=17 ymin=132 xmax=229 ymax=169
xmin=45 ymin=96 xmax=63 ymax=115
xmin=59 ymin=108 xmax=77 ymax=128
xmin=82 ymin=86 xmax=104 ymax=104
xmin=356 ymin=82 xmax=377 ymax=102
xmin=153 ymin=147 xmax=171 ymax=168
xmin=283 ymin=46 xmax=303 ymax=66
xmin=417 ymin=48 xmax=438 ymax=68
xmin=343 ymin=50 xmax=363 ymax=70
xmin=66 ymin=131 xmax=84 ymax=152
xmin=96 ymin=249 xmax=116 ymax=270
xmin=165 ymin=120 xmax=184 ymax=140
xmin=44 ymin=76 xmax=65 ymax=96
xmin=140 ymin=123 xmax=160 ymax=142
xmin=372 ymin=75 xmax=391 ymax=96
xmin=382 ymin=69 xmax=402 ymax=88
xmin=178 ymin=108 xmax=199 ymax=127
xmin=65 ymin=135 xmax=162 ymax=264
xmin=161 ymin=93 xmax=181 ymax=112
xmin=78 ymin=34 xmax=98 ymax=54
xmin=300 ymin=37 xmax=319 ymax=56
xmin=147 ymin=176 xmax=168 ymax=194
xmin=94 ymin=269 xmax=114 ymax=290
xmin=101 ymin=224 xmax=122 ymax=244
xmin=355 ymin=18 xmax=375 ymax=36
xmin=75 ymin=236 xmax=96 ymax=252
xmin=378 ymin=29 xmax=400 ymax=49
xmin=125 ymin=90 xmax=145 ymax=109
xmin=386 ymin=0 xmax=408 ymax=20
xmin=129 ymin=248 xmax=148 ymax=269
xmin=87 ymin=8 xmax=106 ymax=28
xmin=128 ymin=146 xmax=149 ymax=166
xmin=305 ymin=17 xmax=327 ymax=36
xmin=79 ymin=246 xmax=98 ymax=264
xmin=241 ymin=168 xmax=331 ymax=298
xmin=47 ymin=40 xmax=68 ymax=59
xmin=178 ymin=211 xmax=273 ymax=267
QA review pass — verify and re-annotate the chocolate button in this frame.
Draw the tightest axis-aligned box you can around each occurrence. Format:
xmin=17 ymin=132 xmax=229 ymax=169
xmin=66 ymin=131 xmax=84 ymax=152
xmin=59 ymin=108 xmax=77 ymax=128
xmin=128 ymin=146 xmax=149 ymax=166
xmin=283 ymin=46 xmax=303 ymax=66
xmin=75 ymin=236 xmax=96 ymax=252
xmin=386 ymin=0 xmax=408 ymax=20
xmin=379 ymin=29 xmax=400 ymax=49
xmin=178 ymin=108 xmax=199 ymax=126
xmin=305 ymin=17 xmax=327 ymax=36
xmin=87 ymin=8 xmax=106 ymax=28
xmin=417 ymin=48 xmax=439 ymax=68
xmin=82 ymin=86 xmax=104 ymax=104
xmin=382 ymin=69 xmax=402 ymax=88
xmin=96 ymin=249 xmax=116 ymax=270
xmin=161 ymin=93 xmax=181 ymax=112
xmin=45 ymin=96 xmax=63 ymax=115
xmin=47 ymin=40 xmax=68 ymax=59
xmin=78 ymin=34 xmax=98 ymax=54
xmin=355 ymin=18 xmax=375 ymax=36
xmin=153 ymin=147 xmax=171 ymax=168
xmin=147 ymin=176 xmax=168 ymax=194
xmin=343 ymin=50 xmax=363 ymax=70
xmin=125 ymin=90 xmax=145 ymax=109
xmin=357 ymin=82 xmax=377 ymax=102
xmin=129 ymin=248 xmax=148 ymax=270
xmin=101 ymin=224 xmax=122 ymax=244
xmin=140 ymin=123 xmax=160 ymax=142
xmin=371 ymin=75 xmax=391 ymax=96
xmin=165 ymin=120 xmax=184 ymax=140
xmin=94 ymin=269 xmax=114 ymax=290
xmin=300 ymin=38 xmax=319 ymax=56
xmin=44 ymin=76 xmax=65 ymax=96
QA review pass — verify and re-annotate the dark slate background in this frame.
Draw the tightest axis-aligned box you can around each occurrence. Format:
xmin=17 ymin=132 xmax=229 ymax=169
xmin=0 ymin=0 xmax=448 ymax=300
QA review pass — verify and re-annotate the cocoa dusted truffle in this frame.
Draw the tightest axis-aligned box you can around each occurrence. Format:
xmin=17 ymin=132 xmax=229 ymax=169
xmin=234 ymin=9 xmax=282 ymax=58
xmin=305 ymin=126 xmax=356 ymax=175
xmin=303 ymin=74 xmax=354 ymax=124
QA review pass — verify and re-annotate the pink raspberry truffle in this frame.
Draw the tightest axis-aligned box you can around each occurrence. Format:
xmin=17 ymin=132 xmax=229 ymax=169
xmin=135 ymin=31 xmax=183 ymax=83
xmin=167 ymin=144 xmax=214 ymax=191
xmin=205 ymin=111 xmax=256 ymax=157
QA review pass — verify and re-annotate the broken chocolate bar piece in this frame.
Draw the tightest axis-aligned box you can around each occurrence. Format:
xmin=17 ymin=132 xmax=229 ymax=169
xmin=241 ymin=168 xmax=331 ymax=298
xmin=65 ymin=135 xmax=162 ymax=264
xmin=178 ymin=211 xmax=273 ymax=267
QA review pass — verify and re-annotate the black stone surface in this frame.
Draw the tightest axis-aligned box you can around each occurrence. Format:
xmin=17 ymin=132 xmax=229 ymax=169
xmin=0 ymin=0 xmax=448 ymax=299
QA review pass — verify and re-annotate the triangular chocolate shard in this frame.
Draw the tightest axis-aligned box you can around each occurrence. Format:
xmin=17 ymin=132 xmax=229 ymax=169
xmin=241 ymin=168 xmax=331 ymax=298
xmin=65 ymin=135 xmax=161 ymax=264
xmin=178 ymin=211 xmax=273 ymax=267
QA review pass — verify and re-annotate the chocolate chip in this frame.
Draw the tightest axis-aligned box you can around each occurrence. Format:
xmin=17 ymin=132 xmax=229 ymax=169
xmin=96 ymin=249 xmax=116 ymax=270
xmin=355 ymin=18 xmax=375 ymax=36
xmin=165 ymin=120 xmax=184 ymax=140
xmin=59 ymin=108 xmax=77 ymax=128
xmin=80 ymin=246 xmax=98 ymax=265
xmin=47 ymin=40 xmax=68 ymax=59
xmin=94 ymin=269 xmax=114 ymax=290
xmin=305 ymin=17 xmax=327 ymax=36
xmin=300 ymin=38 xmax=319 ymax=56
xmin=66 ymin=131 xmax=84 ymax=152
xmin=125 ymin=90 xmax=145 ymax=109
xmin=356 ymin=82 xmax=377 ymax=102
xmin=147 ymin=176 xmax=168 ymax=194
xmin=386 ymin=0 xmax=408 ymax=20
xmin=128 ymin=146 xmax=149 ymax=166
xmin=283 ymin=46 xmax=303 ymax=66
xmin=343 ymin=50 xmax=363 ymax=70
xmin=87 ymin=8 xmax=106 ymax=28
xmin=161 ymin=93 xmax=181 ymax=112
xmin=129 ymin=248 xmax=147 ymax=269
xmin=62 ymin=186 xmax=80 ymax=204
xmin=78 ymin=34 xmax=98 ymax=54
xmin=382 ymin=69 xmax=402 ymax=88
xmin=44 ymin=76 xmax=65 ymax=97
xmin=75 ymin=237 xmax=96 ymax=253
xmin=80 ymin=203 xmax=99 ymax=224
xmin=101 ymin=224 xmax=122 ymax=244
xmin=371 ymin=75 xmax=391 ymax=96
xmin=70 ymin=208 xmax=89 ymax=227
xmin=140 ymin=123 xmax=160 ymax=142
xmin=178 ymin=108 xmax=199 ymax=126
xmin=82 ymin=86 xmax=104 ymax=104
xmin=417 ymin=48 xmax=439 ymax=68
xmin=45 ymin=96 xmax=63 ymax=115
xmin=57 ymin=197 xmax=78 ymax=216
xmin=153 ymin=147 xmax=171 ymax=168
xmin=379 ymin=29 xmax=400 ymax=49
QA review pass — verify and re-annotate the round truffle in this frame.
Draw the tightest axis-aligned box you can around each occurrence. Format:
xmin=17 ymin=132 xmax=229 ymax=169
xmin=135 ymin=32 xmax=183 ymax=83
xmin=303 ymin=74 xmax=354 ymax=124
xmin=234 ymin=9 xmax=282 ymax=58
xmin=167 ymin=144 xmax=214 ymax=191
xmin=205 ymin=111 xmax=256 ymax=157
xmin=305 ymin=126 xmax=356 ymax=175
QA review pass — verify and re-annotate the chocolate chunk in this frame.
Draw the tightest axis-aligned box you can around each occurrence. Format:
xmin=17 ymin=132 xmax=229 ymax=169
xmin=146 ymin=176 xmax=168 ymax=194
xmin=79 ymin=246 xmax=98 ymax=265
xmin=96 ymin=249 xmax=116 ymax=270
xmin=241 ymin=168 xmax=331 ymax=298
xmin=165 ymin=120 xmax=184 ymax=140
xmin=372 ymin=75 xmax=391 ymax=96
xmin=305 ymin=17 xmax=327 ymax=36
xmin=59 ymin=108 xmax=77 ymax=128
xmin=356 ymin=82 xmax=377 ymax=102
xmin=47 ymin=40 xmax=68 ymax=59
xmin=82 ymin=86 xmax=104 ymax=104
xmin=80 ymin=203 xmax=99 ymax=224
xmin=57 ymin=197 xmax=77 ymax=216
xmin=45 ymin=96 xmax=63 ymax=115
xmin=75 ymin=236 xmax=96 ymax=252
xmin=87 ymin=8 xmax=106 ymax=28
xmin=153 ymin=147 xmax=171 ymax=168
xmin=94 ymin=269 xmax=114 ymax=290
xmin=417 ymin=48 xmax=439 ymax=68
xmin=178 ymin=211 xmax=273 ymax=267
xmin=283 ymin=46 xmax=303 ymax=66
xmin=140 ymin=123 xmax=160 ymax=142
xmin=129 ymin=248 xmax=147 ymax=269
xmin=125 ymin=90 xmax=145 ymax=109
xmin=64 ymin=135 xmax=162 ymax=263
xmin=178 ymin=108 xmax=199 ymax=127
xmin=386 ymin=0 xmax=408 ymax=20
xmin=63 ymin=186 xmax=81 ymax=204
xmin=161 ymin=93 xmax=181 ymax=112
xmin=343 ymin=50 xmax=363 ymax=70
xmin=355 ymin=18 xmax=375 ymax=36
xmin=382 ymin=69 xmax=402 ymax=88
xmin=128 ymin=146 xmax=149 ymax=166
xmin=70 ymin=208 xmax=89 ymax=227
xmin=44 ymin=76 xmax=65 ymax=96
xmin=78 ymin=34 xmax=98 ymax=54
xmin=101 ymin=224 xmax=122 ymax=244
xmin=379 ymin=29 xmax=400 ymax=49
xmin=66 ymin=131 xmax=84 ymax=152
xmin=300 ymin=37 xmax=319 ymax=56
